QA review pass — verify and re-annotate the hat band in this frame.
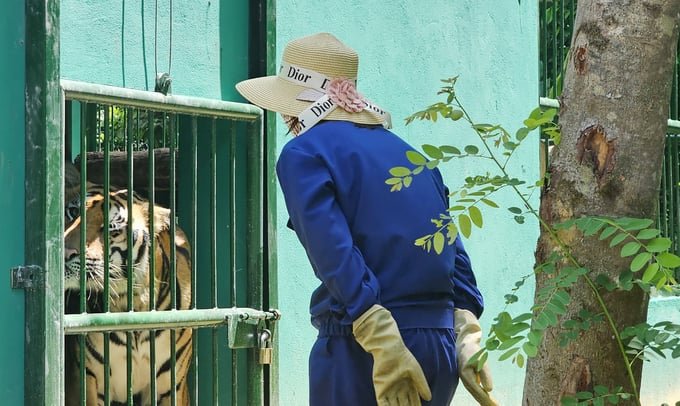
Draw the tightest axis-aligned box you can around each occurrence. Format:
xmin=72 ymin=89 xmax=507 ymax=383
xmin=278 ymin=62 xmax=391 ymax=135
xmin=278 ymin=61 xmax=355 ymax=92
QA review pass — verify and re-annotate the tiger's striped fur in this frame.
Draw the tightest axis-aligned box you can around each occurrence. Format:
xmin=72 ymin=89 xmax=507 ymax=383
xmin=64 ymin=183 xmax=192 ymax=406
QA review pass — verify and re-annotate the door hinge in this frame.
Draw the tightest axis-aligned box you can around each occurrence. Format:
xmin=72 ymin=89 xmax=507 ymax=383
xmin=10 ymin=265 xmax=42 ymax=289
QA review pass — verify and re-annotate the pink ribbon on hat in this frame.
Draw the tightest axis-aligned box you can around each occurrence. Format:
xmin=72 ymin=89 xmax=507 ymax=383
xmin=326 ymin=78 xmax=366 ymax=113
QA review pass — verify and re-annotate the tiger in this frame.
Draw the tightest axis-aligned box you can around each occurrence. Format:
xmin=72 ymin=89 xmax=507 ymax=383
xmin=63 ymin=168 xmax=192 ymax=406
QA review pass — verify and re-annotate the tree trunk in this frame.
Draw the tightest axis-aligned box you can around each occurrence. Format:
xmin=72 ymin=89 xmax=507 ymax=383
xmin=524 ymin=1 xmax=680 ymax=405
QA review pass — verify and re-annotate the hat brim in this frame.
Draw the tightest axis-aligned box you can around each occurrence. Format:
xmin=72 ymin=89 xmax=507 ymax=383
xmin=236 ymin=76 xmax=384 ymax=125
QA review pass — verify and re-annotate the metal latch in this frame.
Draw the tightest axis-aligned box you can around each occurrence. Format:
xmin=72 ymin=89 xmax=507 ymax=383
xmin=258 ymin=329 xmax=273 ymax=365
xmin=10 ymin=265 xmax=42 ymax=289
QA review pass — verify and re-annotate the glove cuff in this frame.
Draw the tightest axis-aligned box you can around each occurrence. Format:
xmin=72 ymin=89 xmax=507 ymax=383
xmin=454 ymin=308 xmax=482 ymax=336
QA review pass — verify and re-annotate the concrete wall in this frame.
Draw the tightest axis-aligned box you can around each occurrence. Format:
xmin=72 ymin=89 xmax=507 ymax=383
xmin=275 ymin=1 xmax=539 ymax=405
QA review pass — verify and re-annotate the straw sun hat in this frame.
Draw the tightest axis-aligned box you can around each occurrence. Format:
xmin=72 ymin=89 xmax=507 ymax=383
xmin=236 ymin=32 xmax=390 ymax=134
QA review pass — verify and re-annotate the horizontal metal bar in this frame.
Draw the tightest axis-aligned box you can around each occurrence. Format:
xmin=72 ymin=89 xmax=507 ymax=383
xmin=64 ymin=308 xmax=280 ymax=334
xmin=61 ymin=79 xmax=263 ymax=121
xmin=539 ymin=97 xmax=680 ymax=131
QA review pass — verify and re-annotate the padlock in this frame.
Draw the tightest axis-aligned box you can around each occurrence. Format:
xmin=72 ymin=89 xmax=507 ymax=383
xmin=259 ymin=329 xmax=273 ymax=365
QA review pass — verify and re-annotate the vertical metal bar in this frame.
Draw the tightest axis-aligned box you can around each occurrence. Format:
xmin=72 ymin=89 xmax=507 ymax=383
xmin=551 ymin=1 xmax=557 ymax=97
xmin=229 ymin=120 xmax=238 ymax=406
xmin=261 ymin=4 xmax=279 ymax=402
xmin=672 ymin=136 xmax=679 ymax=255
xmin=559 ymin=0 xmax=566 ymax=96
xmin=190 ymin=116 xmax=199 ymax=406
xmin=540 ymin=0 xmax=548 ymax=97
xmin=103 ymin=105 xmax=112 ymax=406
xmin=148 ymin=109 xmax=158 ymax=405
xmin=246 ymin=117 xmax=265 ymax=404
xmin=126 ymin=108 xmax=135 ymax=405
xmin=78 ymin=104 xmax=89 ymax=406
xmin=210 ymin=118 xmax=219 ymax=405
xmin=169 ymin=113 xmax=178 ymax=406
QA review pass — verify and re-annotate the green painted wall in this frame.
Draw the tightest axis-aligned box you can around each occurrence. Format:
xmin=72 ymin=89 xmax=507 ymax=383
xmin=0 ymin=2 xmax=25 ymax=404
xmin=275 ymin=1 xmax=539 ymax=405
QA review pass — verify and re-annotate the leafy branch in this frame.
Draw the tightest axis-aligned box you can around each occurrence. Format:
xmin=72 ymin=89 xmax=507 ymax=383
xmin=391 ymin=76 xmax=680 ymax=404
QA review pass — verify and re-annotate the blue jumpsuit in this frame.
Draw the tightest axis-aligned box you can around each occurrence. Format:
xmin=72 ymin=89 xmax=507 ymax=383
xmin=276 ymin=121 xmax=484 ymax=406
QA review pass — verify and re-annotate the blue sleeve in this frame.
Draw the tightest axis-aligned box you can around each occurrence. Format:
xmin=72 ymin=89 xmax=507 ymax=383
xmin=432 ymin=168 xmax=484 ymax=317
xmin=276 ymin=146 xmax=380 ymax=322
xmin=452 ymin=236 xmax=484 ymax=317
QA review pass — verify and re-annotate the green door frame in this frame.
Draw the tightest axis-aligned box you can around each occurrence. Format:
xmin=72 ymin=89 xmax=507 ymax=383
xmin=249 ymin=1 xmax=278 ymax=404
xmin=24 ymin=0 xmax=63 ymax=404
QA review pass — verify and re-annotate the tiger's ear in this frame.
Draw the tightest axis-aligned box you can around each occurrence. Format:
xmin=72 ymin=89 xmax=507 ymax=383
xmin=150 ymin=204 xmax=172 ymax=234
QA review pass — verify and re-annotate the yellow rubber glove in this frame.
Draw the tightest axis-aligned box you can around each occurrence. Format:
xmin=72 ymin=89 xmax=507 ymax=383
xmin=455 ymin=308 xmax=499 ymax=406
xmin=353 ymin=304 xmax=432 ymax=406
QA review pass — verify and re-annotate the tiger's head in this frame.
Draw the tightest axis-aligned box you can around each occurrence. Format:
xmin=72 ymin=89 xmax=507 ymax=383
xmin=63 ymin=184 xmax=171 ymax=307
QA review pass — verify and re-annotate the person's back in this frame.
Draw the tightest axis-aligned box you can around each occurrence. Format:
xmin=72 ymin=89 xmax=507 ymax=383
xmin=276 ymin=120 xmax=458 ymax=329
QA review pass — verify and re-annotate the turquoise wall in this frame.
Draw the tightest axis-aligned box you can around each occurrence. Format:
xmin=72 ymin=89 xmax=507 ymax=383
xmin=0 ymin=2 xmax=25 ymax=404
xmin=60 ymin=0 xmax=248 ymax=100
xmin=641 ymin=297 xmax=680 ymax=404
xmin=275 ymin=1 xmax=539 ymax=405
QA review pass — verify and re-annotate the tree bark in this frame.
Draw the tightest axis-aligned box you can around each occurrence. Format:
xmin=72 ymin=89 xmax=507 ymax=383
xmin=524 ymin=1 xmax=680 ymax=405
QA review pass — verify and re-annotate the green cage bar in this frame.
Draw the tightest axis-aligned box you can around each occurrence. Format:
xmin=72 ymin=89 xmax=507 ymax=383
xmin=62 ymin=79 xmax=273 ymax=406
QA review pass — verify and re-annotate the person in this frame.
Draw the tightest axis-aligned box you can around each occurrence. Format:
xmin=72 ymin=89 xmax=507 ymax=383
xmin=236 ymin=32 xmax=497 ymax=406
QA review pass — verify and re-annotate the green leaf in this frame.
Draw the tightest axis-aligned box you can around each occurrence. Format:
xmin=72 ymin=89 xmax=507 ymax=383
xmin=498 ymin=347 xmax=520 ymax=362
xmin=514 ymin=215 xmax=525 ymax=224
xmin=642 ymin=263 xmax=660 ymax=283
xmin=440 ymin=145 xmax=461 ymax=155
xmin=553 ymin=290 xmax=570 ymax=306
xmin=450 ymin=110 xmax=464 ymax=121
xmin=481 ymin=198 xmax=499 ymax=208
xmin=522 ymin=341 xmax=538 ymax=357
xmin=636 ymin=228 xmax=660 ymax=240
xmin=527 ymin=329 xmax=543 ymax=346
xmin=469 ymin=206 xmax=483 ymax=228
xmin=516 ymin=353 xmax=525 ymax=368
xmin=464 ymin=145 xmax=480 ymax=154
xmin=406 ymin=150 xmax=427 ymax=165
xmin=433 ymin=231 xmax=445 ymax=254
xmin=511 ymin=313 xmax=533 ymax=323
xmin=561 ymin=396 xmax=578 ymax=406
xmin=422 ymin=144 xmax=444 ymax=159
xmin=576 ymin=391 xmax=593 ymax=400
xmin=618 ymin=218 xmax=654 ymax=231
xmin=645 ymin=238 xmax=672 ymax=253
xmin=497 ymin=336 xmax=524 ymax=350
xmin=620 ymin=241 xmax=641 ymax=258
xmin=389 ymin=166 xmax=411 ymax=177
xmin=657 ymin=252 xmax=680 ymax=268
xmin=508 ymin=207 xmax=523 ymax=214
xmin=516 ymin=127 xmax=530 ymax=141
xmin=412 ymin=165 xmax=424 ymax=175
xmin=609 ymin=233 xmax=627 ymax=247
xmin=403 ymin=176 xmax=413 ymax=188
xmin=599 ymin=226 xmax=617 ymax=241
xmin=630 ymin=252 xmax=652 ymax=272
xmin=547 ymin=300 xmax=567 ymax=316
xmin=385 ymin=177 xmax=401 ymax=185
xmin=459 ymin=214 xmax=472 ymax=238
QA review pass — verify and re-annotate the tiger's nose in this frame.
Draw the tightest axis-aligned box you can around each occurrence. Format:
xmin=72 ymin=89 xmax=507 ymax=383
xmin=64 ymin=247 xmax=79 ymax=260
